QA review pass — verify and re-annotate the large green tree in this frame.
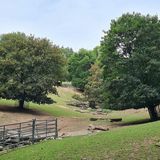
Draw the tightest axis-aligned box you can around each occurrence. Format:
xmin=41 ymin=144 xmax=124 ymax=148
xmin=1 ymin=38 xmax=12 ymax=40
xmin=101 ymin=13 xmax=160 ymax=121
xmin=0 ymin=32 xmax=65 ymax=109
xmin=60 ymin=47 xmax=75 ymax=81
xmin=61 ymin=47 xmax=75 ymax=59
xmin=84 ymin=63 xmax=104 ymax=108
xmin=68 ymin=48 xmax=96 ymax=91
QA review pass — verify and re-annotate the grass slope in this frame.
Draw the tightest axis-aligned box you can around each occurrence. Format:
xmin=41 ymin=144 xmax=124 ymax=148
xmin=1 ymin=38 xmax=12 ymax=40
xmin=1 ymin=121 xmax=160 ymax=160
xmin=0 ymin=87 xmax=90 ymax=118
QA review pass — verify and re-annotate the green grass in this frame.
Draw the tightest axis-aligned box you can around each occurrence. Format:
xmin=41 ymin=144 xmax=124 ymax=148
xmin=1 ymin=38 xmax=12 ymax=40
xmin=29 ymin=87 xmax=91 ymax=117
xmin=0 ymin=89 xmax=150 ymax=122
xmin=0 ymin=86 xmax=151 ymax=125
xmin=1 ymin=121 xmax=160 ymax=160
xmin=107 ymin=109 xmax=150 ymax=125
xmin=0 ymin=87 xmax=91 ymax=118
xmin=30 ymin=103 xmax=89 ymax=118
xmin=0 ymin=99 xmax=16 ymax=107
xmin=0 ymin=86 xmax=158 ymax=159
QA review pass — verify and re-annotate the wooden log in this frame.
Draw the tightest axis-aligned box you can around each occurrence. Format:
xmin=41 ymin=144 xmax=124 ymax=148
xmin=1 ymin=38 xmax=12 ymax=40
xmin=110 ymin=118 xmax=122 ymax=122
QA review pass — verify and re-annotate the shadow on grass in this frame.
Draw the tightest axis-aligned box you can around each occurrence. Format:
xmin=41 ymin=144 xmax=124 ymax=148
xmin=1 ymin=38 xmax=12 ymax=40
xmin=0 ymin=105 xmax=48 ymax=116
xmin=113 ymin=118 xmax=160 ymax=127
xmin=120 ymin=118 xmax=151 ymax=126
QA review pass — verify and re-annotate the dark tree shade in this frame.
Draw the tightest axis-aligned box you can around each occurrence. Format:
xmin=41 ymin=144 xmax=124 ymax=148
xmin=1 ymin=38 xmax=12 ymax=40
xmin=0 ymin=32 xmax=65 ymax=109
xmin=101 ymin=13 xmax=160 ymax=121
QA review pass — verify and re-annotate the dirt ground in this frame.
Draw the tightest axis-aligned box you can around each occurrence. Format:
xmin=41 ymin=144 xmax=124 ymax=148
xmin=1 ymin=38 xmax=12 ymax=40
xmin=0 ymin=106 xmax=52 ymax=125
xmin=0 ymin=105 xmax=111 ymax=137
xmin=0 ymin=106 xmax=149 ymax=137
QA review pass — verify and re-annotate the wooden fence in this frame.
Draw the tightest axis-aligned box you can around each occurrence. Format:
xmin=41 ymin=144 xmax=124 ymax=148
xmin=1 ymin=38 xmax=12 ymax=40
xmin=0 ymin=119 xmax=58 ymax=150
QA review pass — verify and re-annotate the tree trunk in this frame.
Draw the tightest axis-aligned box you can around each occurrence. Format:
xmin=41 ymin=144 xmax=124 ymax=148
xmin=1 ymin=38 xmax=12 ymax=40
xmin=148 ymin=106 xmax=158 ymax=121
xmin=19 ymin=99 xmax=25 ymax=110
xmin=89 ymin=101 xmax=96 ymax=109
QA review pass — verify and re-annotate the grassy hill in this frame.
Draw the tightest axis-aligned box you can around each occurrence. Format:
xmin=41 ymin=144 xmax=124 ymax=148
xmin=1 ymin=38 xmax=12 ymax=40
xmin=0 ymin=85 xmax=158 ymax=160
xmin=0 ymin=86 xmax=91 ymax=118
xmin=0 ymin=86 xmax=150 ymax=121
xmin=1 ymin=120 xmax=160 ymax=160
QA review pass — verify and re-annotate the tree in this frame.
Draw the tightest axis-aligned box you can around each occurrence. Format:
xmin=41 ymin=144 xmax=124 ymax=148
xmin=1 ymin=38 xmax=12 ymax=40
xmin=101 ymin=13 xmax=160 ymax=121
xmin=68 ymin=48 xmax=96 ymax=91
xmin=0 ymin=32 xmax=65 ymax=109
xmin=84 ymin=63 xmax=104 ymax=108
xmin=61 ymin=47 xmax=75 ymax=59
xmin=60 ymin=47 xmax=75 ymax=81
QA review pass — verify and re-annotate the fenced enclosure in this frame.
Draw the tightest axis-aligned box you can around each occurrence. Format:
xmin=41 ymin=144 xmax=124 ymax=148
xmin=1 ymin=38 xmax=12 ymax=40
xmin=0 ymin=119 xmax=58 ymax=150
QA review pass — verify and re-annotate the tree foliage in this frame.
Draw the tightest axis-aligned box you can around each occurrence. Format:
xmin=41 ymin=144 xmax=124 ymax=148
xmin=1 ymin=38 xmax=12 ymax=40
xmin=68 ymin=48 xmax=96 ymax=91
xmin=60 ymin=47 xmax=75 ymax=81
xmin=0 ymin=32 xmax=65 ymax=109
xmin=101 ymin=13 xmax=160 ymax=120
xmin=84 ymin=63 xmax=104 ymax=108
xmin=61 ymin=47 xmax=75 ymax=59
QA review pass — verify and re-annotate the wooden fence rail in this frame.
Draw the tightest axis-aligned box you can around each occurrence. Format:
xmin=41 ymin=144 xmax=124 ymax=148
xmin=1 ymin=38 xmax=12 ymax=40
xmin=0 ymin=119 xmax=58 ymax=151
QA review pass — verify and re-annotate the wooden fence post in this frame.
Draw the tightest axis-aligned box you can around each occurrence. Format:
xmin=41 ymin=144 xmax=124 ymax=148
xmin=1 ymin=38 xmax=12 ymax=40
xmin=18 ymin=123 xmax=21 ymax=144
xmin=46 ymin=120 xmax=48 ymax=138
xmin=32 ymin=119 xmax=36 ymax=144
xmin=55 ymin=119 xmax=58 ymax=139
xmin=2 ymin=125 xmax=5 ymax=147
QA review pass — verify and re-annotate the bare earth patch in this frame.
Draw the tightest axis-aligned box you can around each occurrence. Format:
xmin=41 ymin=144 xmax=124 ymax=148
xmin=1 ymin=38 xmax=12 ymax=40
xmin=0 ymin=105 xmax=111 ymax=137
xmin=0 ymin=105 xmax=149 ymax=137
xmin=0 ymin=106 xmax=53 ymax=125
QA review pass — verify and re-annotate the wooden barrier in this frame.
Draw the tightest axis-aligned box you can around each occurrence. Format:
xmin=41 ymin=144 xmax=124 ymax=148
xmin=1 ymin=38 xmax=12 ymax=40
xmin=0 ymin=119 xmax=58 ymax=150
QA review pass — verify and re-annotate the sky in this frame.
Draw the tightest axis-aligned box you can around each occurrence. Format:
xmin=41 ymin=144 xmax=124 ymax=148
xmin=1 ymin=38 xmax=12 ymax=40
xmin=0 ymin=0 xmax=160 ymax=51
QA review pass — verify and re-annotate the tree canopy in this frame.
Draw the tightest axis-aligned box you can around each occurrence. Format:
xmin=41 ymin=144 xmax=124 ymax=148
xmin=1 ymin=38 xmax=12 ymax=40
xmin=60 ymin=47 xmax=75 ymax=81
xmin=0 ymin=32 xmax=65 ymax=109
xmin=101 ymin=13 xmax=160 ymax=120
xmin=68 ymin=48 xmax=96 ymax=91
xmin=84 ymin=63 xmax=104 ymax=108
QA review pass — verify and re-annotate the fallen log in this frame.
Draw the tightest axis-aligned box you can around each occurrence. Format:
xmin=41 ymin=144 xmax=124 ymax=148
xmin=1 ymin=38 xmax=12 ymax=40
xmin=110 ymin=118 xmax=122 ymax=122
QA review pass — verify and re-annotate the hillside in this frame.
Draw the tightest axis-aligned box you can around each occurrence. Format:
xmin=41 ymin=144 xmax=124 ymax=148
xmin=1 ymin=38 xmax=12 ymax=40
xmin=1 ymin=121 xmax=160 ymax=160
xmin=0 ymin=86 xmax=157 ymax=160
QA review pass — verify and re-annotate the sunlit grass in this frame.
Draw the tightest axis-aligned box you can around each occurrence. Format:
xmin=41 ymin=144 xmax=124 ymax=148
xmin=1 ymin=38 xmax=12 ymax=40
xmin=0 ymin=87 xmax=90 ymax=118
xmin=1 ymin=121 xmax=160 ymax=160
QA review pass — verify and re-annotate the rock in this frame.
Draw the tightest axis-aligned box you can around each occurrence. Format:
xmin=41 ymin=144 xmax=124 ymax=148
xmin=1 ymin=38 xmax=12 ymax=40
xmin=67 ymin=101 xmax=88 ymax=109
xmin=20 ymin=136 xmax=30 ymax=140
xmin=5 ymin=138 xmax=17 ymax=144
xmin=75 ymin=110 xmax=89 ymax=113
xmin=59 ymin=133 xmax=66 ymax=137
xmin=97 ymin=108 xmax=103 ymax=112
xmin=9 ymin=144 xmax=18 ymax=149
xmin=88 ymin=125 xmax=109 ymax=132
xmin=94 ymin=126 xmax=109 ymax=131
xmin=155 ymin=142 xmax=160 ymax=147
xmin=88 ymin=124 xmax=96 ymax=131
xmin=22 ymin=141 xmax=31 ymax=145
